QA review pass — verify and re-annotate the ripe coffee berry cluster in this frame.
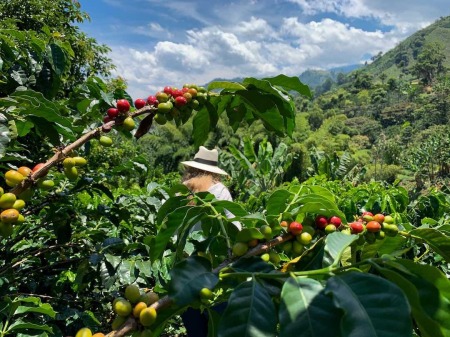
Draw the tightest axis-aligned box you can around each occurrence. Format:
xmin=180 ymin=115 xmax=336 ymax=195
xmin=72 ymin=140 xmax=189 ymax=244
xmin=315 ymin=215 xmax=342 ymax=233
xmin=350 ymin=211 xmax=399 ymax=244
xmin=102 ymin=99 xmax=135 ymax=133
xmin=124 ymin=84 xmax=208 ymax=127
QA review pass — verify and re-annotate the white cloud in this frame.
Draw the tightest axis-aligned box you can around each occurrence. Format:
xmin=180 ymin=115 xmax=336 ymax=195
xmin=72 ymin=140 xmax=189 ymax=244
xmin=288 ymin=0 xmax=450 ymax=35
xmin=109 ymin=17 xmax=398 ymax=98
xmin=133 ymin=22 xmax=173 ymax=39
xmin=281 ymin=17 xmax=392 ymax=61
xmin=103 ymin=0 xmax=450 ymax=99
xmin=232 ymin=17 xmax=279 ymax=40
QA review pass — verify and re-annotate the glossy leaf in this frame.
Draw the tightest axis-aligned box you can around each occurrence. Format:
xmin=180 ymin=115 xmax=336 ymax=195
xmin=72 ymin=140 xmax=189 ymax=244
xmin=48 ymin=43 xmax=67 ymax=75
xmin=235 ymin=90 xmax=285 ymax=135
xmin=208 ymin=81 xmax=246 ymax=91
xmin=279 ymin=277 xmax=341 ymax=337
xmin=262 ymin=74 xmax=312 ymax=97
xmin=211 ymin=200 xmax=248 ymax=217
xmin=207 ymin=307 xmax=222 ymax=337
xmin=168 ymin=256 xmax=218 ymax=307
xmin=359 ymin=236 xmax=407 ymax=271
xmin=409 ymin=228 xmax=450 ymax=263
xmin=151 ymin=206 xmax=203 ymax=262
xmin=322 ymin=232 xmax=359 ymax=267
xmin=375 ymin=261 xmax=450 ymax=337
xmin=13 ymin=302 xmax=56 ymax=319
xmin=0 ymin=114 xmax=11 ymax=157
xmin=231 ymin=256 xmax=275 ymax=273
xmin=156 ymin=196 xmax=190 ymax=226
xmin=325 ymin=272 xmax=412 ymax=337
xmin=8 ymin=319 xmax=53 ymax=333
xmin=218 ymin=279 xmax=277 ymax=337
xmin=236 ymin=228 xmax=265 ymax=242
xmin=266 ymin=189 xmax=291 ymax=216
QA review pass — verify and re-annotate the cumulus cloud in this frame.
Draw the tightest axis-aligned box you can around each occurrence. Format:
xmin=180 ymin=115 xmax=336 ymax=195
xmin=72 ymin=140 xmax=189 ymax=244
xmin=288 ymin=0 xmax=448 ymax=35
xmin=110 ymin=15 xmax=400 ymax=98
xmin=280 ymin=18 xmax=395 ymax=66
xmin=102 ymin=0 xmax=450 ymax=99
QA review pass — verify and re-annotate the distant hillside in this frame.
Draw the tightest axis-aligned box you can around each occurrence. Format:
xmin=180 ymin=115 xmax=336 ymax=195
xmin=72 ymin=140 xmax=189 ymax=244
xmin=299 ymin=64 xmax=361 ymax=88
xmin=361 ymin=15 xmax=450 ymax=79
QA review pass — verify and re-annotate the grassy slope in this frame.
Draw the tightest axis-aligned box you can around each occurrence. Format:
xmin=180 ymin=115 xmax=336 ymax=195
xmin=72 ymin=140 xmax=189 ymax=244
xmin=362 ymin=16 xmax=450 ymax=79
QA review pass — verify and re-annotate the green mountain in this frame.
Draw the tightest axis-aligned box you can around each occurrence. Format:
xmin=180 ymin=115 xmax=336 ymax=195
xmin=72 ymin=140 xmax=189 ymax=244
xmin=361 ymin=16 xmax=450 ymax=79
xmin=299 ymin=65 xmax=361 ymax=89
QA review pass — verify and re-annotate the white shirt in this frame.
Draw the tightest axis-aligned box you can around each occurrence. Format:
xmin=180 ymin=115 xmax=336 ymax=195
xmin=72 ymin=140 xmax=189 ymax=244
xmin=208 ymin=182 xmax=241 ymax=230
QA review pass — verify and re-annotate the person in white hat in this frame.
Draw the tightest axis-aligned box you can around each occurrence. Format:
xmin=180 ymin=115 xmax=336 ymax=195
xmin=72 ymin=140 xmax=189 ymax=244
xmin=181 ymin=146 xmax=238 ymax=337
xmin=181 ymin=146 xmax=234 ymax=214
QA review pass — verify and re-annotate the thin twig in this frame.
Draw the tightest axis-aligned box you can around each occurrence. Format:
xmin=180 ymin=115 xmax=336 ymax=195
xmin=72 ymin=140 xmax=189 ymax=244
xmin=10 ymin=106 xmax=156 ymax=196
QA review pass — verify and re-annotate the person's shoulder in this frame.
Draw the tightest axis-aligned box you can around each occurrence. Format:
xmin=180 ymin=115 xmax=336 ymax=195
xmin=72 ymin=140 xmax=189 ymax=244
xmin=209 ymin=182 xmax=232 ymax=201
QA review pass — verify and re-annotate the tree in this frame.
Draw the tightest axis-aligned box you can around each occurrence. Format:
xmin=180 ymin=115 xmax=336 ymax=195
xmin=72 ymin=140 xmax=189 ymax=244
xmin=412 ymin=42 xmax=447 ymax=85
xmin=0 ymin=0 xmax=114 ymax=95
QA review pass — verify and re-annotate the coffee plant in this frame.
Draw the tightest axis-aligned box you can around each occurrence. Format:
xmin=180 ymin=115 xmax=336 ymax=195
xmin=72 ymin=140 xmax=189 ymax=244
xmin=1 ymin=73 xmax=450 ymax=337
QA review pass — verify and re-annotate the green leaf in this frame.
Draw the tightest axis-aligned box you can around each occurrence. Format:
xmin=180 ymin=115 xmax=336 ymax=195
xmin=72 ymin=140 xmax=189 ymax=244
xmin=48 ymin=43 xmax=67 ymax=75
xmin=359 ymin=236 xmax=407 ymax=270
xmin=218 ymin=279 xmax=277 ymax=337
xmin=299 ymin=185 xmax=336 ymax=202
xmin=193 ymin=101 xmax=218 ymax=147
xmin=211 ymin=200 xmax=248 ymax=217
xmin=279 ymin=277 xmax=341 ymax=337
xmin=266 ymin=189 xmax=291 ymax=217
xmin=207 ymin=307 xmax=221 ymax=337
xmin=236 ymin=90 xmax=285 ymax=135
xmin=226 ymin=101 xmax=246 ymax=130
xmin=409 ymin=228 xmax=450 ymax=263
xmin=14 ymin=120 xmax=34 ymax=137
xmin=231 ymin=256 xmax=275 ymax=273
xmin=322 ymin=232 xmax=359 ymax=267
xmin=421 ymin=217 xmax=438 ymax=226
xmin=0 ymin=114 xmax=11 ymax=157
xmin=151 ymin=205 xmax=197 ymax=262
xmin=243 ymin=77 xmax=290 ymax=103
xmin=156 ymin=196 xmax=189 ymax=226
xmin=262 ymin=74 xmax=312 ymax=97
xmin=236 ymin=228 xmax=265 ymax=242
xmin=192 ymin=105 xmax=210 ymax=147
xmin=8 ymin=319 xmax=53 ymax=333
xmin=374 ymin=261 xmax=450 ymax=337
xmin=168 ymin=256 xmax=218 ymax=306
xmin=13 ymin=298 xmax=56 ymax=319
xmin=151 ymin=304 xmax=186 ymax=337
xmin=0 ymin=90 xmax=77 ymax=138
xmin=175 ymin=212 xmax=206 ymax=261
xmin=11 ymin=70 xmax=26 ymax=85
xmin=91 ymin=183 xmax=114 ymax=200
xmin=228 ymin=145 xmax=257 ymax=178
xmin=243 ymin=137 xmax=256 ymax=162
xmin=208 ymin=81 xmax=246 ymax=91
xmin=325 ymin=272 xmax=412 ymax=337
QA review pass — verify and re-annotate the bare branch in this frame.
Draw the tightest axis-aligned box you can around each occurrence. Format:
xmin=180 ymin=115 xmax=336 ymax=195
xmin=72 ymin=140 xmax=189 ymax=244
xmin=10 ymin=106 xmax=156 ymax=196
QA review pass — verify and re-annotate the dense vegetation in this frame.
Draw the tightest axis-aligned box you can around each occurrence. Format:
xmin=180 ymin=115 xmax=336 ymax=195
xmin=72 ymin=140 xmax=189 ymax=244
xmin=1 ymin=2 xmax=450 ymax=337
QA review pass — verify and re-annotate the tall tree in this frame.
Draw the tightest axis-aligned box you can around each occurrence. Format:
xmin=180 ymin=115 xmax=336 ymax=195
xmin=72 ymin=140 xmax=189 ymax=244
xmin=413 ymin=42 xmax=447 ymax=85
xmin=0 ymin=0 xmax=114 ymax=96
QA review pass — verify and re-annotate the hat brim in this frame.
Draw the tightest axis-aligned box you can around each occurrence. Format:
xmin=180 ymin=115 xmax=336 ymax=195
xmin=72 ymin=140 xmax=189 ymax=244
xmin=181 ymin=160 xmax=228 ymax=175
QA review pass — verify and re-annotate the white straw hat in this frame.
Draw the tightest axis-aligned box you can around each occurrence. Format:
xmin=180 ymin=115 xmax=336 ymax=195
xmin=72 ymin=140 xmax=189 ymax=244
xmin=181 ymin=146 xmax=228 ymax=175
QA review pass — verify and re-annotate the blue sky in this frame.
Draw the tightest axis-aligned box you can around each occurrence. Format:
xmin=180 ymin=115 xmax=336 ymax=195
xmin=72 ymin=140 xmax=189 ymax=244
xmin=78 ymin=0 xmax=450 ymax=99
